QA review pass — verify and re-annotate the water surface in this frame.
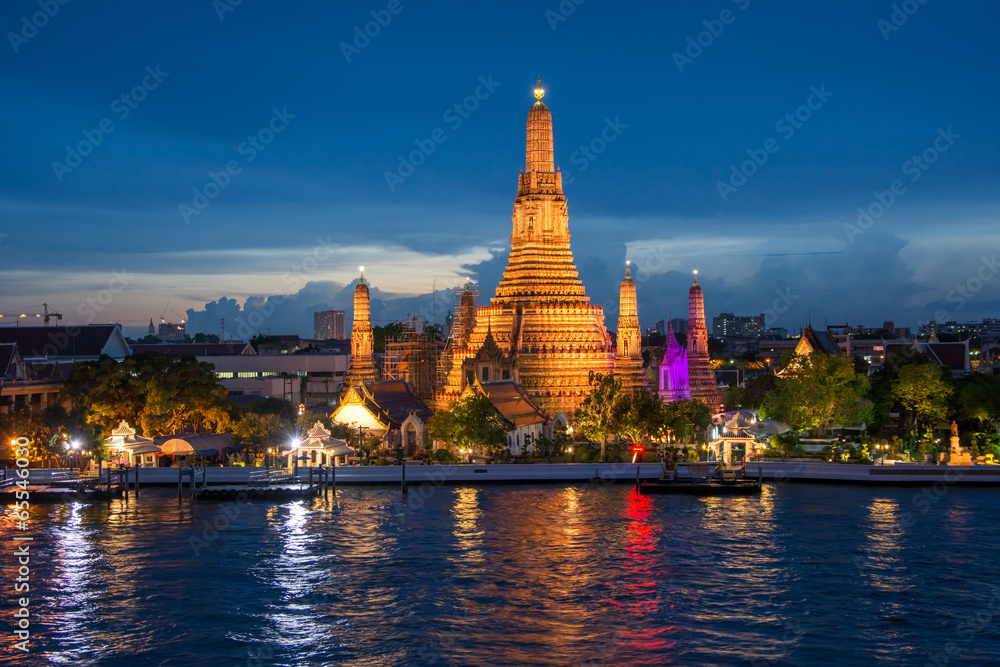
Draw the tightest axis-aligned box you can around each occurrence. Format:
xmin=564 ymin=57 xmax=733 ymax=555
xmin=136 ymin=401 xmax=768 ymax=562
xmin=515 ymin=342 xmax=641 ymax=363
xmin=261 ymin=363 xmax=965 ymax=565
xmin=3 ymin=482 xmax=1000 ymax=666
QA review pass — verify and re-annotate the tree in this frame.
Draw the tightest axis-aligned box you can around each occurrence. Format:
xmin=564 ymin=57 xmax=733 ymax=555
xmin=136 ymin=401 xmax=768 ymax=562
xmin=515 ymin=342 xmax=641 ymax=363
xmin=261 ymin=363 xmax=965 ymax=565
xmin=429 ymin=393 xmax=511 ymax=461
xmin=234 ymin=413 xmax=287 ymax=450
xmin=954 ymin=374 xmax=1000 ymax=426
xmin=616 ymin=387 xmax=668 ymax=446
xmin=139 ymin=356 xmax=234 ymax=436
xmin=761 ymin=352 xmax=873 ymax=433
xmin=891 ymin=363 xmax=952 ymax=433
xmin=62 ymin=355 xmax=144 ymax=433
xmin=574 ymin=371 xmax=623 ymax=462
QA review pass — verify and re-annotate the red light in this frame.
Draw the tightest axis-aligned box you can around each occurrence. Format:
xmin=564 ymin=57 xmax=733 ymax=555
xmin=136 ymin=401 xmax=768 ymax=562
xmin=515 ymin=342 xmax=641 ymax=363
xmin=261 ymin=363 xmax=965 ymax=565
xmin=631 ymin=446 xmax=645 ymax=453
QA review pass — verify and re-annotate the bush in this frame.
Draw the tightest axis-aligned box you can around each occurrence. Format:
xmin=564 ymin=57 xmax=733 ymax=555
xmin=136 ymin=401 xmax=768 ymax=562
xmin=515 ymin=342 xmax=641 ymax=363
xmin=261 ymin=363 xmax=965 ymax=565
xmin=374 ymin=457 xmax=389 ymax=466
xmin=433 ymin=448 xmax=458 ymax=463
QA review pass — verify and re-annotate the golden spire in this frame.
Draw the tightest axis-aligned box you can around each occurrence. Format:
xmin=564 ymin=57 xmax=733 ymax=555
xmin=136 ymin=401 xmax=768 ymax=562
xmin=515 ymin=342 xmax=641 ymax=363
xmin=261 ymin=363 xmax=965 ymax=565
xmin=534 ymin=77 xmax=544 ymax=101
xmin=692 ymin=269 xmax=698 ymax=285
xmin=625 ymin=260 xmax=631 ymax=278
xmin=359 ymin=266 xmax=365 ymax=283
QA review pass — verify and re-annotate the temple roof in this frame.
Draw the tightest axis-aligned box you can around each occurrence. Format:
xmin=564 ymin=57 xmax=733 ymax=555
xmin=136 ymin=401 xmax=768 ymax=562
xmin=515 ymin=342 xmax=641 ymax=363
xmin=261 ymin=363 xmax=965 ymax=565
xmin=468 ymin=378 xmax=549 ymax=428
xmin=338 ymin=380 xmax=433 ymax=430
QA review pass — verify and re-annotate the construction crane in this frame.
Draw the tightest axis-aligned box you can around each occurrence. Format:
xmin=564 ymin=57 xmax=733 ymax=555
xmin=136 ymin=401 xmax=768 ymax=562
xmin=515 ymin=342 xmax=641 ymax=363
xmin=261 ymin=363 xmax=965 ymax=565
xmin=0 ymin=303 xmax=62 ymax=325
xmin=159 ymin=301 xmax=185 ymax=323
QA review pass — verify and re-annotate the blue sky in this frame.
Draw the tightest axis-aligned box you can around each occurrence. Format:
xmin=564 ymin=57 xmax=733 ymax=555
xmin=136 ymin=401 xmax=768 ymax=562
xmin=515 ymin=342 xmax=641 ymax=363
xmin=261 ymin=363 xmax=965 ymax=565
xmin=2 ymin=0 xmax=998 ymax=338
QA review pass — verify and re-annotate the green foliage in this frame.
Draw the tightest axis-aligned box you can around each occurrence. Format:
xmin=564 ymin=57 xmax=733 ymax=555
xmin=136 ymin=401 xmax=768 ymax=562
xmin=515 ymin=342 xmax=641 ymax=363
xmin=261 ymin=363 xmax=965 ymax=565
xmin=891 ymin=363 xmax=953 ymax=432
xmin=533 ymin=434 xmax=564 ymax=463
xmin=761 ymin=352 xmax=873 ymax=433
xmin=0 ymin=404 xmax=99 ymax=462
xmin=234 ymin=412 xmax=287 ymax=450
xmin=139 ymin=356 xmax=234 ymax=436
xmin=615 ymin=387 xmax=668 ymax=445
xmin=433 ymin=448 xmax=458 ymax=463
xmin=429 ymin=393 xmax=512 ymax=460
xmin=768 ymin=433 xmax=803 ymax=458
xmin=955 ymin=374 xmax=1000 ymax=425
xmin=574 ymin=371 xmax=623 ymax=461
xmin=63 ymin=353 xmax=234 ymax=438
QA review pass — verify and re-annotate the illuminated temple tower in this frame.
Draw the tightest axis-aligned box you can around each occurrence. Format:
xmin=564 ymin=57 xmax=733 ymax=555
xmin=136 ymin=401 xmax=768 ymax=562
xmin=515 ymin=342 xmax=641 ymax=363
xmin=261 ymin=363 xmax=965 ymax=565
xmin=614 ymin=263 xmax=646 ymax=393
xmin=347 ymin=268 xmax=378 ymax=385
xmin=658 ymin=320 xmax=690 ymax=403
xmin=686 ymin=271 xmax=724 ymax=413
xmin=437 ymin=80 xmax=614 ymax=418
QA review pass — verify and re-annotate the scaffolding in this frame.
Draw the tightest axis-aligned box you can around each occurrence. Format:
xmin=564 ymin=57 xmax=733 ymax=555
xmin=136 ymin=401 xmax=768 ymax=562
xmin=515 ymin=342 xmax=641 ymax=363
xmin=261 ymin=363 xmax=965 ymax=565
xmin=436 ymin=282 xmax=480 ymax=391
xmin=382 ymin=315 xmax=440 ymax=401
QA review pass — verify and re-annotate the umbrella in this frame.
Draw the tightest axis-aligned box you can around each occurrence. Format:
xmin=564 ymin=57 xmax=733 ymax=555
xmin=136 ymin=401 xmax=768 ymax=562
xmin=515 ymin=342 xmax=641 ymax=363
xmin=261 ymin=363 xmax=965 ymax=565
xmin=745 ymin=419 xmax=791 ymax=436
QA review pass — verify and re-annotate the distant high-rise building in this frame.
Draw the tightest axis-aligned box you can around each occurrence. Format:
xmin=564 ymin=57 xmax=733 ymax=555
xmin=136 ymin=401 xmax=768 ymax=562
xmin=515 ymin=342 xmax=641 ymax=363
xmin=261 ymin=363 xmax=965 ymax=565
xmin=918 ymin=319 xmax=992 ymax=340
xmin=158 ymin=321 xmax=185 ymax=342
xmin=713 ymin=312 xmax=765 ymax=338
xmin=314 ymin=310 xmax=346 ymax=339
xmin=669 ymin=317 xmax=688 ymax=336
xmin=653 ymin=320 xmax=665 ymax=336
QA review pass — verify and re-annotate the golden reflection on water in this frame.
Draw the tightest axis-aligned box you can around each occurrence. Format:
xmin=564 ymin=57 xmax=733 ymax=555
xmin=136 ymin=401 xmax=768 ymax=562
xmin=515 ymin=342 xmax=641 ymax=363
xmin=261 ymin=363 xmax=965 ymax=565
xmin=450 ymin=487 xmax=484 ymax=563
xmin=859 ymin=497 xmax=905 ymax=593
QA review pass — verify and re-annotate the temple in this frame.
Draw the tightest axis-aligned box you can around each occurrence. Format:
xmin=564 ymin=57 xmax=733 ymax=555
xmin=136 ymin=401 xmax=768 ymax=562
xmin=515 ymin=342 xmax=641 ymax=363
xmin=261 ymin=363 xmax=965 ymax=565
xmin=658 ymin=320 xmax=690 ymax=403
xmin=686 ymin=271 xmax=724 ymax=413
xmin=435 ymin=80 xmax=614 ymax=418
xmin=346 ymin=268 xmax=378 ymax=385
xmin=614 ymin=263 xmax=646 ymax=394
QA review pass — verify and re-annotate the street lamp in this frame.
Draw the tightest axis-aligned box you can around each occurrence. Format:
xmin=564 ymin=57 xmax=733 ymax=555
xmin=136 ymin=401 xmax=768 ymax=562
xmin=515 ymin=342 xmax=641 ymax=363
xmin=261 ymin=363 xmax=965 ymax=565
xmin=67 ymin=439 xmax=80 ymax=471
xmin=291 ymin=438 xmax=301 ymax=476
xmin=567 ymin=446 xmax=574 ymax=463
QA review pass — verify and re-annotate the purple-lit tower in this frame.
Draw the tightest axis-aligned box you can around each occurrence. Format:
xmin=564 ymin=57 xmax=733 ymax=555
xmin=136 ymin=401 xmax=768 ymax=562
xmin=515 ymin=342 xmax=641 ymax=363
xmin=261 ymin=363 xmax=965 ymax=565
xmin=658 ymin=320 xmax=690 ymax=403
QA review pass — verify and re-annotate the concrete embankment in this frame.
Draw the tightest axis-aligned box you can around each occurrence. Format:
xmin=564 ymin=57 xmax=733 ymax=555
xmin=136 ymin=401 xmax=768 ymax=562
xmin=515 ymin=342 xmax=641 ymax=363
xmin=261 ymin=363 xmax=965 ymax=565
xmin=12 ymin=463 xmax=665 ymax=487
xmin=746 ymin=461 xmax=1000 ymax=486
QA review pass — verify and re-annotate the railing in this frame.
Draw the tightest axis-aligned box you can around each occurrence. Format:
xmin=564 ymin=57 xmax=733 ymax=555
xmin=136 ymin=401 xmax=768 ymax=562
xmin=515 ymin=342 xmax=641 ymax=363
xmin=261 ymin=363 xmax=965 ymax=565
xmin=248 ymin=470 xmax=295 ymax=486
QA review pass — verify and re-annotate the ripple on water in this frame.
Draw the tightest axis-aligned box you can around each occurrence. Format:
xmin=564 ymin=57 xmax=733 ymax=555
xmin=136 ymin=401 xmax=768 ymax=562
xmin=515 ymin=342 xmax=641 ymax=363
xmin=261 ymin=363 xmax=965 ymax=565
xmin=5 ymin=484 xmax=1000 ymax=665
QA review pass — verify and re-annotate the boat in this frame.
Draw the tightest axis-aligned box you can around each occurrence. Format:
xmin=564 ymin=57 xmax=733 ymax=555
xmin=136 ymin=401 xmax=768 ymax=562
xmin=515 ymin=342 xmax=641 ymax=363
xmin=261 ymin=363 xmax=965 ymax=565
xmin=639 ymin=461 xmax=762 ymax=496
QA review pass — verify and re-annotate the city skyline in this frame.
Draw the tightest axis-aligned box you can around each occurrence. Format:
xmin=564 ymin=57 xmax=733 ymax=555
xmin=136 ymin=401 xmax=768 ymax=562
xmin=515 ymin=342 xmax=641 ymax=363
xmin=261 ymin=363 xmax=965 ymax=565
xmin=2 ymin=0 xmax=999 ymax=338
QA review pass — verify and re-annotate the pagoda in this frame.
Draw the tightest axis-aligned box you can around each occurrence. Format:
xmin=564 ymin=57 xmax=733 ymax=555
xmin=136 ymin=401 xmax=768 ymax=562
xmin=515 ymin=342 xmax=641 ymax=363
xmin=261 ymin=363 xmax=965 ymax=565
xmin=658 ymin=320 xmax=690 ymax=403
xmin=346 ymin=268 xmax=378 ymax=386
xmin=686 ymin=271 xmax=724 ymax=413
xmin=436 ymin=80 xmax=614 ymax=418
xmin=614 ymin=263 xmax=646 ymax=394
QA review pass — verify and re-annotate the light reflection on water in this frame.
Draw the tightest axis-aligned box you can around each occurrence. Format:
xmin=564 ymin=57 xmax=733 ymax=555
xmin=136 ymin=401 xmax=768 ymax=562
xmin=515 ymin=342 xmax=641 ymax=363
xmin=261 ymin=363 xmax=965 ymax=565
xmin=2 ymin=484 xmax=1000 ymax=666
